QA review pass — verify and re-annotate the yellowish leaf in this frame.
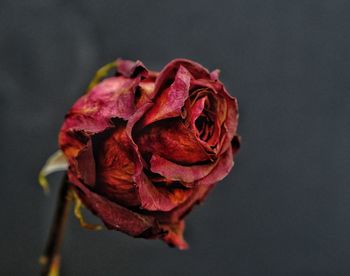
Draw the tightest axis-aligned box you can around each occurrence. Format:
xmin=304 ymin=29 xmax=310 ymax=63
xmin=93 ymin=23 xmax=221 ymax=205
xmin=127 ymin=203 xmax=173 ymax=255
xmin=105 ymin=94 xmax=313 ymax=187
xmin=86 ymin=61 xmax=117 ymax=93
xmin=38 ymin=150 xmax=68 ymax=193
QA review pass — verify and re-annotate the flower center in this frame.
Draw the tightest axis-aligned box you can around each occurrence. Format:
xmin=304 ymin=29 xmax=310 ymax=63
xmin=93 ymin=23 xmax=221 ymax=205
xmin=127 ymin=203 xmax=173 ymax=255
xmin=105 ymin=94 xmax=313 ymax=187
xmin=189 ymin=89 xmax=217 ymax=143
xmin=195 ymin=114 xmax=214 ymax=142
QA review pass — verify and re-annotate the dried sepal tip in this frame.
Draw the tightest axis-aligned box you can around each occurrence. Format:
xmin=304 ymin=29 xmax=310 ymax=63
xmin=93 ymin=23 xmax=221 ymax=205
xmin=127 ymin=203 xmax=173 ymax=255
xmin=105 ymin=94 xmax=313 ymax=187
xmin=72 ymin=190 xmax=103 ymax=231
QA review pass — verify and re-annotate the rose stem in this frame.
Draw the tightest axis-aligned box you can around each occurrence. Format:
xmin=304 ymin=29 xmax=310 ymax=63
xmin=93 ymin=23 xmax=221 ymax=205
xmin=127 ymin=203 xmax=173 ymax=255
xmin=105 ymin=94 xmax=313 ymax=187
xmin=40 ymin=174 xmax=72 ymax=276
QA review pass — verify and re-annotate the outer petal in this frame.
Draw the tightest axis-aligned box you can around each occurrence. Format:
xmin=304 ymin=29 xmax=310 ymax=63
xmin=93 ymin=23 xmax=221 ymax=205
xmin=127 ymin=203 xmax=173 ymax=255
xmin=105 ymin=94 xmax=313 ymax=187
xmin=221 ymin=93 xmax=239 ymax=153
xmin=59 ymin=76 xmax=142 ymax=168
xmin=68 ymin=172 xmax=160 ymax=237
xmin=94 ymin=122 xmax=140 ymax=207
xmin=196 ymin=147 xmax=234 ymax=186
xmin=155 ymin=182 xmax=216 ymax=224
xmin=60 ymin=58 xmax=152 ymax=137
xmin=161 ymin=220 xmax=188 ymax=250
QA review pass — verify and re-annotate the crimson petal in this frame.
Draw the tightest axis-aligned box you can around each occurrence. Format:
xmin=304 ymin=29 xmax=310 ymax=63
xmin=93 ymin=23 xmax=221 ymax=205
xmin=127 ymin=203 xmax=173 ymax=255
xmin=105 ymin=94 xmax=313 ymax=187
xmin=68 ymin=173 xmax=159 ymax=237
xmin=135 ymin=118 xmax=210 ymax=165
xmin=140 ymin=65 xmax=191 ymax=127
xmin=116 ymin=58 xmax=148 ymax=79
xmin=161 ymin=220 xmax=188 ymax=250
xmin=154 ymin=59 xmax=210 ymax=95
xmin=136 ymin=172 xmax=193 ymax=212
xmin=150 ymin=154 xmax=218 ymax=183
xmin=196 ymin=147 xmax=234 ymax=186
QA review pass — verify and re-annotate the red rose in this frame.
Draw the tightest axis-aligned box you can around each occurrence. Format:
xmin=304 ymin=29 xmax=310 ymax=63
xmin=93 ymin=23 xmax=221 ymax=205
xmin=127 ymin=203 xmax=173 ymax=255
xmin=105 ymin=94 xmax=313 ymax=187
xmin=58 ymin=58 xmax=240 ymax=249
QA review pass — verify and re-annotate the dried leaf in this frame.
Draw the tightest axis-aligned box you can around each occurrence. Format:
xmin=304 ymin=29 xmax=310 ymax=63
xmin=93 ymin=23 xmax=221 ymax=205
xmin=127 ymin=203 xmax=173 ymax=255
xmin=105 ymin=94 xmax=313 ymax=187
xmin=38 ymin=150 xmax=68 ymax=193
xmin=86 ymin=61 xmax=116 ymax=92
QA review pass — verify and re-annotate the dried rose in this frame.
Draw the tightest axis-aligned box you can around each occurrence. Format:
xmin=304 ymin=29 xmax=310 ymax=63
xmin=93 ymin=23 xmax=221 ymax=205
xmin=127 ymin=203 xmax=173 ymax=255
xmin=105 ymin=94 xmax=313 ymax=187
xmin=58 ymin=58 xmax=240 ymax=249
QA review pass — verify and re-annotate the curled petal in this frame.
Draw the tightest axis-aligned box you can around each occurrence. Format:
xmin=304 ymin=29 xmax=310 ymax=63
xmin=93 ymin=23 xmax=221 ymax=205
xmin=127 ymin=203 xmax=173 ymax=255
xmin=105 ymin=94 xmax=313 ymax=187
xmin=140 ymin=65 xmax=191 ymax=127
xmin=190 ymin=78 xmax=224 ymax=95
xmin=116 ymin=58 xmax=148 ymax=79
xmin=135 ymin=81 xmax=155 ymax=108
xmin=123 ymin=102 xmax=193 ymax=212
xmin=189 ymin=96 xmax=206 ymax=126
xmin=154 ymin=59 xmax=210 ymax=95
xmin=196 ymin=147 xmax=234 ymax=186
xmin=150 ymin=154 xmax=217 ymax=183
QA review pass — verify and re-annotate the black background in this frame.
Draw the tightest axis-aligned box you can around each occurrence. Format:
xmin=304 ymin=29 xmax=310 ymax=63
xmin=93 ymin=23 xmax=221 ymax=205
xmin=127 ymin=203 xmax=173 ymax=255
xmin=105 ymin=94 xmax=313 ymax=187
xmin=1 ymin=0 xmax=350 ymax=275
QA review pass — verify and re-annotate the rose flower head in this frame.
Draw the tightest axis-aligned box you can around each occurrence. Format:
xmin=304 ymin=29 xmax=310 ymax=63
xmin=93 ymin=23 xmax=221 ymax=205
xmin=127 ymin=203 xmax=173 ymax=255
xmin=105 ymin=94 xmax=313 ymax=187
xmin=58 ymin=58 xmax=240 ymax=249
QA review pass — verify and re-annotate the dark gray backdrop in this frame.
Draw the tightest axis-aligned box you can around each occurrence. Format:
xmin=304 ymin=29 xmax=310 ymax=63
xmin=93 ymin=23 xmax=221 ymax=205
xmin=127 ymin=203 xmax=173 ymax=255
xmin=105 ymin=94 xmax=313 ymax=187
xmin=1 ymin=0 xmax=350 ymax=275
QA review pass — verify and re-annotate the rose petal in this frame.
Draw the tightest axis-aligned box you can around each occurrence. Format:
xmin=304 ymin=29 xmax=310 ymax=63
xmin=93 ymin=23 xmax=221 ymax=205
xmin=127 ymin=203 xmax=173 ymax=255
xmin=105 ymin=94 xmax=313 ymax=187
xmin=221 ymin=94 xmax=239 ymax=153
xmin=161 ymin=220 xmax=188 ymax=250
xmin=156 ymin=182 xmax=216 ymax=224
xmin=135 ymin=80 xmax=155 ymax=108
xmin=191 ymin=79 xmax=223 ymax=94
xmin=135 ymin=118 xmax=210 ymax=165
xmin=205 ymin=94 xmax=226 ymax=147
xmin=59 ymin=75 xmax=152 ymax=171
xmin=68 ymin=173 xmax=159 ymax=237
xmin=189 ymin=78 xmax=239 ymax=153
xmin=116 ymin=58 xmax=148 ymax=78
xmin=140 ymin=65 xmax=191 ymax=127
xmin=61 ymin=75 xmax=146 ymax=137
xmin=76 ymin=138 xmax=96 ymax=187
xmin=59 ymin=128 xmax=88 ymax=160
xmin=196 ymin=147 xmax=234 ymax=186
xmin=190 ymin=96 xmax=207 ymax=126
xmin=150 ymin=154 xmax=217 ymax=183
xmin=95 ymin=123 xmax=140 ymax=207
xmin=125 ymin=102 xmax=154 ymax=175
xmin=210 ymin=69 xmax=220 ymax=80
xmin=124 ymin=102 xmax=193 ymax=212
xmin=154 ymin=59 xmax=210 ymax=96
xmin=136 ymin=173 xmax=193 ymax=211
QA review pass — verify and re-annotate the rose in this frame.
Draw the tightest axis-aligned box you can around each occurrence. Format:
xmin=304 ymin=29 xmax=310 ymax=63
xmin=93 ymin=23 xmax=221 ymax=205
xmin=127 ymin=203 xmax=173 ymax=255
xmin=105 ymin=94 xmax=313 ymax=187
xmin=59 ymin=58 xmax=240 ymax=249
